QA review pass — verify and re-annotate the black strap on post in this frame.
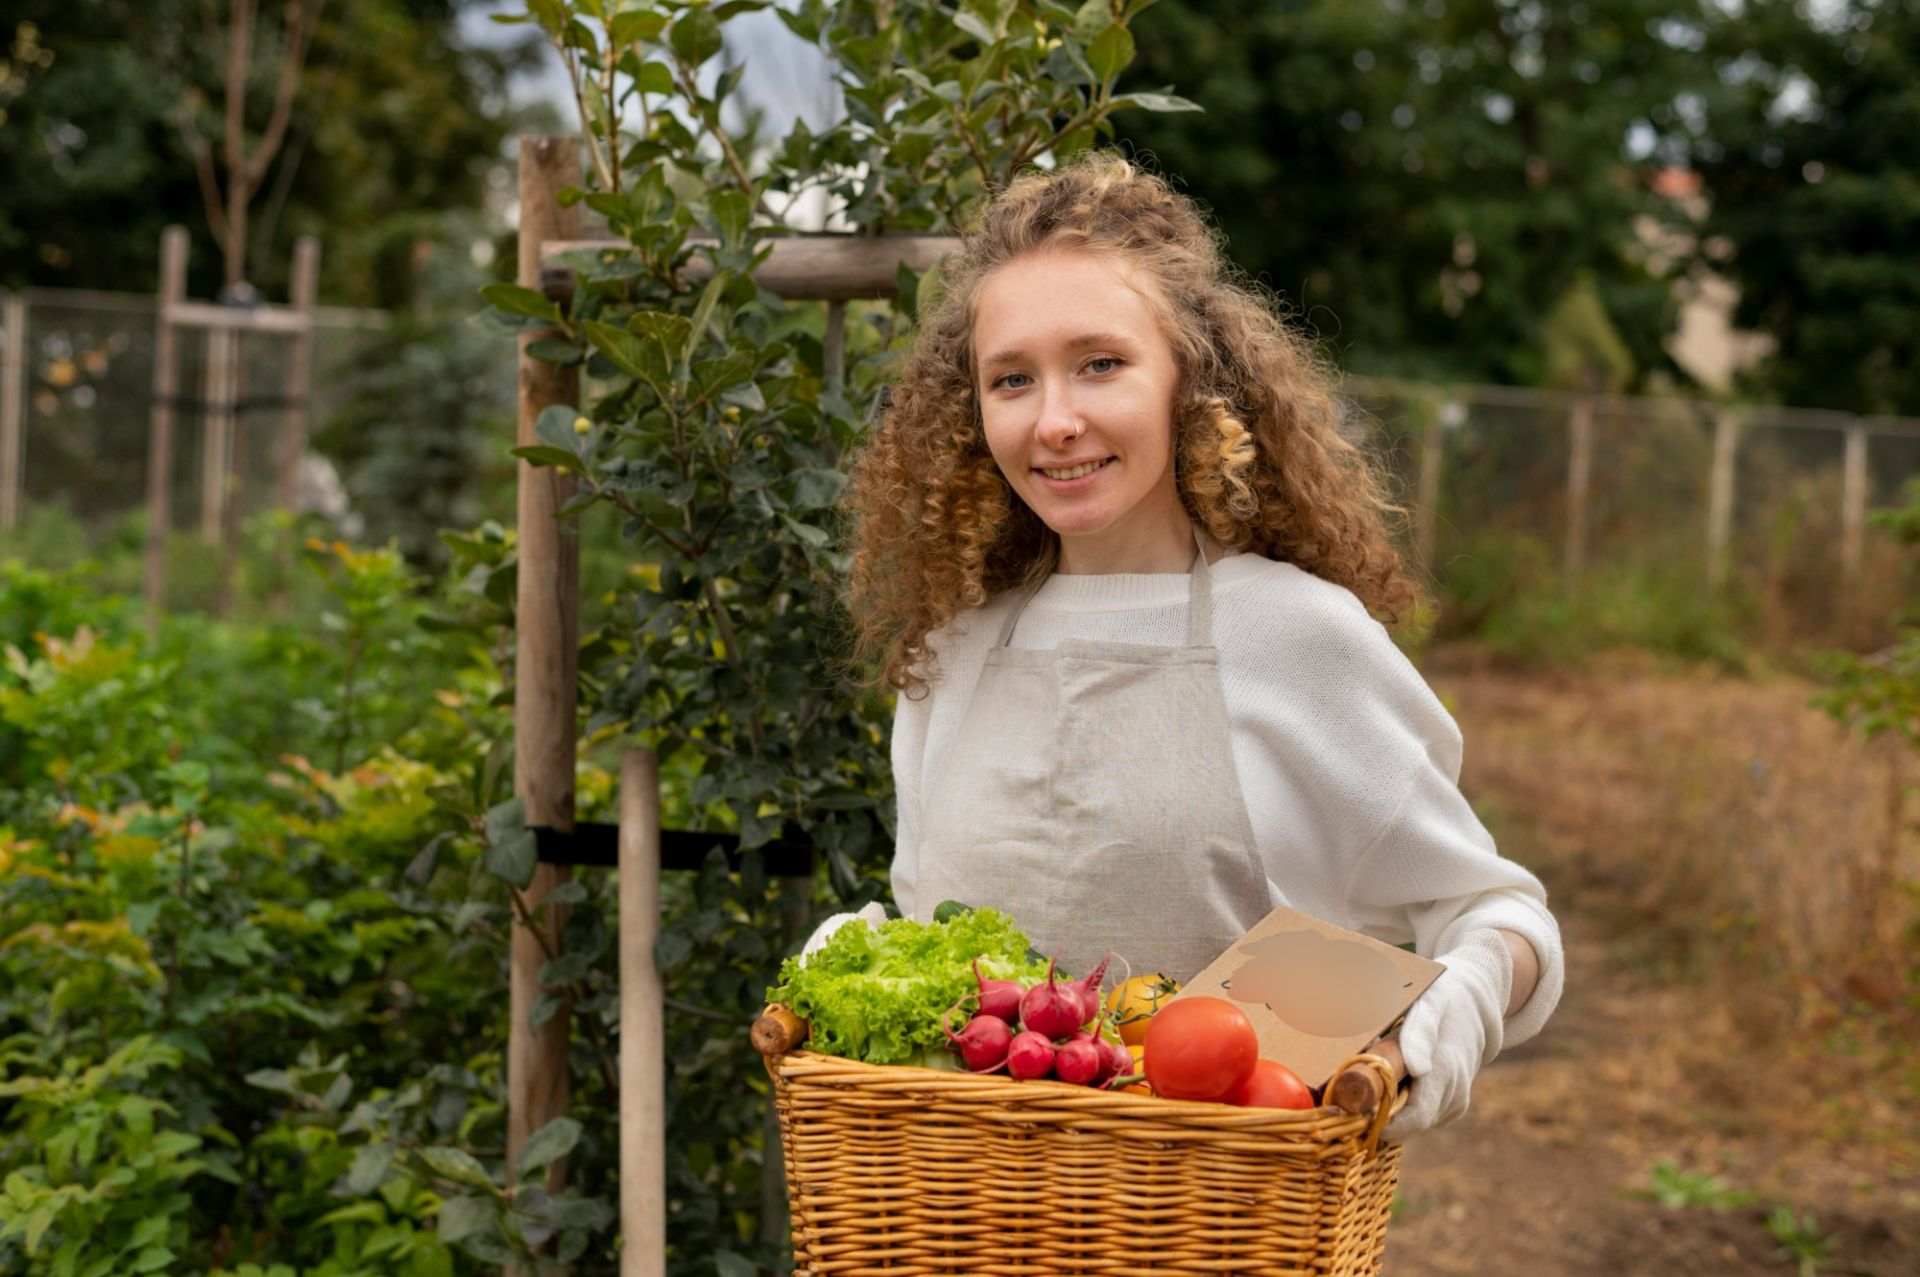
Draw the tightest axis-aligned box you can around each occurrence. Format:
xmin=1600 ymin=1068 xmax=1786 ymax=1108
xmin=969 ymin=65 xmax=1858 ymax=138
xmin=531 ymin=823 xmax=815 ymax=877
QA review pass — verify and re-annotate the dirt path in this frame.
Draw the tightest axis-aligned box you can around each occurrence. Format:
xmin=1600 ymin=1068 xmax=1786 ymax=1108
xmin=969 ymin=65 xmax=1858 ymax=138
xmin=1381 ymin=657 xmax=1918 ymax=1277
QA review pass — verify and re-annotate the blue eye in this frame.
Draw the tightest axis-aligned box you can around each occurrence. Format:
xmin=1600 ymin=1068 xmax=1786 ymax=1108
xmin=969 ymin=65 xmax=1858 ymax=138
xmin=1085 ymin=357 xmax=1124 ymax=375
xmin=993 ymin=372 xmax=1032 ymax=390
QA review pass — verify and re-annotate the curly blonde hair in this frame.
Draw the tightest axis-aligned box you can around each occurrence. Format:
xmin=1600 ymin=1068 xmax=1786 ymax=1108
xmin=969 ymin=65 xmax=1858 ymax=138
xmin=842 ymin=154 xmax=1416 ymax=696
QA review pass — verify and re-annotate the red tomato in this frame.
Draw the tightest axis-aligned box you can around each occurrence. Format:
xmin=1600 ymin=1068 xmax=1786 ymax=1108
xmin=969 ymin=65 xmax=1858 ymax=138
xmin=1142 ymin=996 xmax=1258 ymax=1101
xmin=1224 ymin=1059 xmax=1316 ymax=1110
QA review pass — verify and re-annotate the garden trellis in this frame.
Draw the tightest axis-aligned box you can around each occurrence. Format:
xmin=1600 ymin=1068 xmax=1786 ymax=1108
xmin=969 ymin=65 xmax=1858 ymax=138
xmin=506 ymin=134 xmax=956 ymax=1276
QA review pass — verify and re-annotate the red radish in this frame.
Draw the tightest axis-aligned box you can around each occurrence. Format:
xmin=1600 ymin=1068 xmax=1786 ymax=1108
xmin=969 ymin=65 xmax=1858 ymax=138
xmin=1019 ymin=960 xmax=1086 ymax=1040
xmin=1063 ymin=953 xmax=1116 ymax=1025
xmin=1054 ymin=1036 xmax=1102 ymax=1086
xmin=972 ymin=958 xmax=1024 ymax=1024
xmin=944 ymin=1010 xmax=1014 ymax=1072
xmin=1091 ymin=1037 xmax=1130 ymax=1087
xmin=1004 ymin=1030 xmax=1056 ymax=1080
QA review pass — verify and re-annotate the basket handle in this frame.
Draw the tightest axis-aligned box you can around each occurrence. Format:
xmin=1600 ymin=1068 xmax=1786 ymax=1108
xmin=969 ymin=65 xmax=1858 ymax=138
xmin=752 ymin=1003 xmax=808 ymax=1056
xmin=1326 ymin=1037 xmax=1406 ymax=1118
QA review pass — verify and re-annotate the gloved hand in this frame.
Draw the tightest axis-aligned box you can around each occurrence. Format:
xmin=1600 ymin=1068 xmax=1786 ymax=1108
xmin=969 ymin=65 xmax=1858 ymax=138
xmin=1384 ymin=928 xmax=1513 ymax=1142
xmin=800 ymin=901 xmax=891 ymax=961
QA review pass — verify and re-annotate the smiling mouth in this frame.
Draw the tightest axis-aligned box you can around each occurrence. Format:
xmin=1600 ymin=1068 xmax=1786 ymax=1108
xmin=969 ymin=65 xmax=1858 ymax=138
xmin=1037 ymin=458 xmax=1114 ymax=481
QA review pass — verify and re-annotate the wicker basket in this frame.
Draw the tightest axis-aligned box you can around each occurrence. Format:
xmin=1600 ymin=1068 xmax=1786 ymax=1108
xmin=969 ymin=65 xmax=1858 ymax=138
xmin=764 ymin=1047 xmax=1404 ymax=1276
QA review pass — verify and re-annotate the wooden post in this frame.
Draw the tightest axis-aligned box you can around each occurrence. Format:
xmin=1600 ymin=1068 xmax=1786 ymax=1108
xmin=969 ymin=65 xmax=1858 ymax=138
xmin=1706 ymin=406 xmax=1740 ymax=593
xmin=619 ymin=748 xmax=666 ymax=1277
xmin=1563 ymin=394 xmax=1595 ymax=590
xmin=509 ymin=135 xmax=582 ymax=1214
xmin=1414 ymin=396 xmax=1448 ymax=576
xmin=0 ymin=292 xmax=24 ymax=532
xmin=200 ymin=325 xmax=234 ymax=541
xmin=1840 ymin=425 xmax=1869 ymax=584
xmin=276 ymin=236 xmax=320 ymax=509
xmin=145 ymin=227 xmax=190 ymax=618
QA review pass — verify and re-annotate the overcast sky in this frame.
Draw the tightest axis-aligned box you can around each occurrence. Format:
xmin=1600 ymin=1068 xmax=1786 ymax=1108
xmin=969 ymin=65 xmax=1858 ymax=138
xmin=457 ymin=1 xmax=842 ymax=140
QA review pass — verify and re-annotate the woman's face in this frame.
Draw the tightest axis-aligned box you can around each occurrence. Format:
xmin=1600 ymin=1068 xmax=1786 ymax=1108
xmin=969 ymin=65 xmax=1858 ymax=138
xmin=972 ymin=249 xmax=1192 ymax=574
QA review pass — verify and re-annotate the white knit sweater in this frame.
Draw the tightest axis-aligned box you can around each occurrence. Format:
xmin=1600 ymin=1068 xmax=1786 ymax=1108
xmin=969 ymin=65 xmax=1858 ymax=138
xmin=890 ymin=550 xmax=1565 ymax=1049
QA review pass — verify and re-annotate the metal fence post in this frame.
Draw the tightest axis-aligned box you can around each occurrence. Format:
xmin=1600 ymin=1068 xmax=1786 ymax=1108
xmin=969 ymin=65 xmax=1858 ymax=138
xmin=1563 ymin=393 xmax=1595 ymax=590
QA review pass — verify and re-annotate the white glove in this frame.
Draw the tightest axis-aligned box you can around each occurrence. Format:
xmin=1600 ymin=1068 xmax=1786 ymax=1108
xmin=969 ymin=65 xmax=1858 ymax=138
xmin=800 ymin=901 xmax=891 ymax=961
xmin=1384 ymin=929 xmax=1513 ymax=1142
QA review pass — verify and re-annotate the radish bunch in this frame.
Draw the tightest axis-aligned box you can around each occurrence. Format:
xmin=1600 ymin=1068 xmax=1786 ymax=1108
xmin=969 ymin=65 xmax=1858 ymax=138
xmin=943 ymin=956 xmax=1133 ymax=1088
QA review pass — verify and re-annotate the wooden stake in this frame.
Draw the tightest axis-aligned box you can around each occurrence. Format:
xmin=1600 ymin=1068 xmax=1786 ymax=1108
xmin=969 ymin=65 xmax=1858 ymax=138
xmin=0 ymin=292 xmax=24 ymax=532
xmin=276 ymin=236 xmax=320 ymax=509
xmin=1414 ymin=396 xmax=1447 ymax=577
xmin=1707 ymin=406 xmax=1740 ymax=593
xmin=200 ymin=325 xmax=234 ymax=541
xmin=1840 ymin=425 xmax=1868 ymax=583
xmin=1564 ymin=394 xmax=1595 ymax=590
xmin=509 ymin=135 xmax=582 ymax=1215
xmin=619 ymin=748 xmax=666 ymax=1277
xmin=145 ymin=227 xmax=190 ymax=619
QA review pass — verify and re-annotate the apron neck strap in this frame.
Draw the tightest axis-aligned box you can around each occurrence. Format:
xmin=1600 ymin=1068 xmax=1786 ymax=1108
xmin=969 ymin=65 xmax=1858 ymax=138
xmin=995 ymin=525 xmax=1217 ymax=648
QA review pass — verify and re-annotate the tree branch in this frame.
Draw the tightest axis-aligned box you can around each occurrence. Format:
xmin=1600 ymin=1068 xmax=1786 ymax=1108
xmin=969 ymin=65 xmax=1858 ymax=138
xmin=245 ymin=0 xmax=327 ymax=188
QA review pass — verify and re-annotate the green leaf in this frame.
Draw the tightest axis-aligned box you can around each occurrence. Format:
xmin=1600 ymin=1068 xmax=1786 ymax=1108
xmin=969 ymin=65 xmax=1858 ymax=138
xmin=685 ymin=270 xmax=731 ymax=361
xmin=1087 ymin=23 xmax=1135 ymax=87
xmin=707 ymin=190 xmax=753 ymax=249
xmin=669 ymin=7 xmax=723 ymax=65
xmin=1074 ymin=0 xmax=1115 ymax=40
xmin=790 ymin=468 xmax=848 ymax=511
xmin=1110 ymin=90 xmax=1201 ymax=114
xmin=436 ymin=1194 xmax=493 ymax=1244
xmin=418 ymin=1146 xmax=497 ymax=1192
xmin=585 ymin=319 xmax=668 ymax=394
xmin=480 ymin=282 xmax=560 ymax=324
xmin=510 ymin=446 xmax=587 ymax=475
xmin=611 ymin=11 xmax=668 ymax=46
xmin=129 ymin=1249 xmax=173 ymax=1274
xmin=314 ymin=1201 xmax=388 ymax=1226
xmin=525 ymin=337 xmax=582 ymax=364
xmin=515 ymin=1117 xmax=583 ymax=1181
xmin=339 ymin=1141 xmax=395 ymax=1196
xmin=633 ymin=59 xmax=675 ymax=95
xmin=780 ymin=516 xmax=830 ymax=547
xmin=952 ymin=11 xmax=997 ymax=45
xmin=483 ymin=796 xmax=538 ymax=890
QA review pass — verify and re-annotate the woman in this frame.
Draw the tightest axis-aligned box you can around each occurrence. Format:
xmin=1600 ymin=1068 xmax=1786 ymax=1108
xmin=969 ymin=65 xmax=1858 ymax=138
xmin=831 ymin=155 xmax=1563 ymax=1139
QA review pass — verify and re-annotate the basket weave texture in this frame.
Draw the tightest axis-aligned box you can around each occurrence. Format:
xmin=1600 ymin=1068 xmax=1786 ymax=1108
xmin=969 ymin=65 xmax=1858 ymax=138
xmin=768 ymin=1050 xmax=1404 ymax=1276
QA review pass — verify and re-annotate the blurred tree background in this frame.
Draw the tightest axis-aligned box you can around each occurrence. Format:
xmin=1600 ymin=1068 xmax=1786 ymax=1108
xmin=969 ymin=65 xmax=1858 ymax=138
xmin=1115 ymin=0 xmax=1917 ymax=412
xmin=0 ymin=0 xmax=536 ymax=309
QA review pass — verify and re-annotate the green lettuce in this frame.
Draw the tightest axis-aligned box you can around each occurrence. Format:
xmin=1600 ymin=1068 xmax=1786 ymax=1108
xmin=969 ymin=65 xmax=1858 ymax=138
xmin=766 ymin=907 xmax=1051 ymax=1065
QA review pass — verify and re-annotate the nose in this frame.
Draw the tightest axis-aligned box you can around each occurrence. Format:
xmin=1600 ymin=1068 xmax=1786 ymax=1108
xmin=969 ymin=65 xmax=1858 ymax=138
xmin=1034 ymin=379 xmax=1084 ymax=454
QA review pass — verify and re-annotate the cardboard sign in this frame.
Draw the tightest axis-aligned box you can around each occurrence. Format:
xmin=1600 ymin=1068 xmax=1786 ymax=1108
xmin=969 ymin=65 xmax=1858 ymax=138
xmin=1171 ymin=904 xmax=1445 ymax=1088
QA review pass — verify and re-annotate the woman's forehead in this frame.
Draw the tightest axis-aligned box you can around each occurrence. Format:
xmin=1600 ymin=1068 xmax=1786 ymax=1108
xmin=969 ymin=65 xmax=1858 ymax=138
xmin=972 ymin=249 xmax=1170 ymax=362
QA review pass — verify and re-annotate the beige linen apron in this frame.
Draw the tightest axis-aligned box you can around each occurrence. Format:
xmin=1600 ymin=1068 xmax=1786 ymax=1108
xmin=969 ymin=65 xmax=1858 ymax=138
xmin=915 ymin=526 xmax=1274 ymax=984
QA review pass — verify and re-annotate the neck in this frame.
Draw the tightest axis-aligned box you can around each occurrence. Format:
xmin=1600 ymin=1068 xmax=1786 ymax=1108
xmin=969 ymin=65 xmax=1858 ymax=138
xmin=1055 ymin=513 xmax=1210 ymax=575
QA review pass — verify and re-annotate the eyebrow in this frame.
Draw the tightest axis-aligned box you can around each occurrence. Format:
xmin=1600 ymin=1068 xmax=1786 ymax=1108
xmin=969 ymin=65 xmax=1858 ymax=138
xmin=979 ymin=332 xmax=1133 ymax=370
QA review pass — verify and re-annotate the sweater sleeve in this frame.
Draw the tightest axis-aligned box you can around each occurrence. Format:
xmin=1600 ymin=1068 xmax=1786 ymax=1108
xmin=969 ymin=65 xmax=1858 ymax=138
xmin=1257 ymin=577 xmax=1564 ymax=1050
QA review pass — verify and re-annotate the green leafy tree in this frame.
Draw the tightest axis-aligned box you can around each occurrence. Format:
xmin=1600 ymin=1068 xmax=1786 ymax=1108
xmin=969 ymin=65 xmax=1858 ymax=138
xmin=475 ymin=0 xmax=1200 ymax=1268
xmin=1115 ymin=0 xmax=1711 ymax=385
xmin=0 ymin=0 xmax=528 ymax=307
xmin=1692 ymin=0 xmax=1920 ymax=415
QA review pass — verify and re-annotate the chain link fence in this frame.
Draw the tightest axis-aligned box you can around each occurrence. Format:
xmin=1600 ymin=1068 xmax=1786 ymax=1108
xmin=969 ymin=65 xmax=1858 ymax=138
xmin=3 ymin=285 xmax=1916 ymax=646
xmin=0 ymin=286 xmax=397 ymax=543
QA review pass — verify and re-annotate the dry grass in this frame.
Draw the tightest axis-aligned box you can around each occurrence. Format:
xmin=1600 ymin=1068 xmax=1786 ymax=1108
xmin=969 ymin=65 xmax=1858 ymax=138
xmin=1427 ymin=649 xmax=1920 ymax=1158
